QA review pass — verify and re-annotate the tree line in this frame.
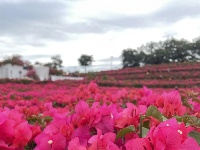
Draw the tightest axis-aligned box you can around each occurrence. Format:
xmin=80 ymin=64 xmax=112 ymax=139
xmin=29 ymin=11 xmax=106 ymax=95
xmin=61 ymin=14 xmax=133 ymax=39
xmin=122 ymin=37 xmax=200 ymax=68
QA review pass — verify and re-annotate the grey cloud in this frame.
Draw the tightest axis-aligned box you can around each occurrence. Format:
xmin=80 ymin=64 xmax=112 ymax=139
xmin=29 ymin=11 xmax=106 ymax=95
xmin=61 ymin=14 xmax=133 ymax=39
xmin=0 ymin=0 xmax=200 ymax=48
xmin=0 ymin=0 xmax=71 ymax=45
xmin=0 ymin=48 xmax=25 ymax=58
xmin=153 ymin=0 xmax=200 ymax=23
xmin=83 ymin=0 xmax=200 ymax=31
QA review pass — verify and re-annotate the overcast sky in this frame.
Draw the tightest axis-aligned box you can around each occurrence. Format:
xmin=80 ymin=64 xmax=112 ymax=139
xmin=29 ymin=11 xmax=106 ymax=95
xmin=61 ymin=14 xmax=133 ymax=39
xmin=0 ymin=0 xmax=200 ymax=71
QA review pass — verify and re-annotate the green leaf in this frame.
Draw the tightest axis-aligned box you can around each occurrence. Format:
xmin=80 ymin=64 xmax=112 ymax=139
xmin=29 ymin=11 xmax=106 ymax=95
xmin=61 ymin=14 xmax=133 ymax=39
xmin=44 ymin=116 xmax=53 ymax=122
xmin=175 ymin=115 xmax=190 ymax=124
xmin=142 ymin=127 xmax=149 ymax=138
xmin=146 ymin=105 xmax=163 ymax=122
xmin=116 ymin=126 xmax=135 ymax=140
xmin=188 ymin=116 xmax=200 ymax=127
xmin=188 ymin=131 xmax=200 ymax=144
xmin=162 ymin=115 xmax=168 ymax=121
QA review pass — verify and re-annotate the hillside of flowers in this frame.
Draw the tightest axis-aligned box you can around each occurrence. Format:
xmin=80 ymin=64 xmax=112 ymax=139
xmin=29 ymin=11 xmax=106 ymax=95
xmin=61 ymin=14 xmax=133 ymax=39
xmin=0 ymin=81 xmax=200 ymax=149
xmin=91 ymin=62 xmax=200 ymax=88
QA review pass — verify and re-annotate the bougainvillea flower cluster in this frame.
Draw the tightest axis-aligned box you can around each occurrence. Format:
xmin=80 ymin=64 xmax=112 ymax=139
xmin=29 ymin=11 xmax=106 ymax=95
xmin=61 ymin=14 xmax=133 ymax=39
xmin=0 ymin=82 xmax=199 ymax=149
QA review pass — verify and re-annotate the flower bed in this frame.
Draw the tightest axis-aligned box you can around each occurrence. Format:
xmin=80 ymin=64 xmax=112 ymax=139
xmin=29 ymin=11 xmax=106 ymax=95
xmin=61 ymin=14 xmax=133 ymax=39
xmin=92 ymin=62 xmax=200 ymax=88
xmin=0 ymin=82 xmax=200 ymax=149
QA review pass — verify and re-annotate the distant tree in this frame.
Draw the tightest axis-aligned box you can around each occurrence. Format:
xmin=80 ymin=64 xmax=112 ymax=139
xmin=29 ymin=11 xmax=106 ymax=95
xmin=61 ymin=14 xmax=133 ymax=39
xmin=51 ymin=55 xmax=63 ymax=69
xmin=162 ymin=38 xmax=191 ymax=62
xmin=122 ymin=48 xmax=141 ymax=68
xmin=192 ymin=37 xmax=200 ymax=60
xmin=49 ymin=68 xmax=63 ymax=76
xmin=3 ymin=55 xmax=24 ymax=66
xmin=144 ymin=49 xmax=169 ymax=65
xmin=42 ymin=55 xmax=64 ymax=76
xmin=78 ymin=54 xmax=93 ymax=73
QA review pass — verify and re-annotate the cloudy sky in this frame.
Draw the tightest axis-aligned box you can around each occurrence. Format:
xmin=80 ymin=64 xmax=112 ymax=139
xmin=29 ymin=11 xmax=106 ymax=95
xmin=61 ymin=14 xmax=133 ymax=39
xmin=0 ymin=0 xmax=200 ymax=72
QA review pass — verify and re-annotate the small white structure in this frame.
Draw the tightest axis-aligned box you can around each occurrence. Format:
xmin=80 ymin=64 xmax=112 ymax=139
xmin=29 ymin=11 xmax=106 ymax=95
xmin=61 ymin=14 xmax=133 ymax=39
xmin=33 ymin=66 xmax=49 ymax=81
xmin=0 ymin=63 xmax=49 ymax=81
xmin=0 ymin=64 xmax=27 ymax=79
xmin=51 ymin=75 xmax=84 ymax=81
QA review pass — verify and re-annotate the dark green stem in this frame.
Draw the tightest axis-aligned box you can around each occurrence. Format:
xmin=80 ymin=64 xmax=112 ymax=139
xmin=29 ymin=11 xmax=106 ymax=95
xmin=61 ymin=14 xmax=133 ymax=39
xmin=139 ymin=114 xmax=143 ymax=138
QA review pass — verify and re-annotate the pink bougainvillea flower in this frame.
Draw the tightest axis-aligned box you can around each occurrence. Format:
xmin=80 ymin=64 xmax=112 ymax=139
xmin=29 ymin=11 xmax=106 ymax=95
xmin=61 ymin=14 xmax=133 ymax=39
xmin=179 ymin=137 xmax=200 ymax=150
xmin=125 ymin=138 xmax=153 ymax=150
xmin=72 ymin=100 xmax=92 ymax=127
xmin=2 ymin=109 xmax=24 ymax=127
xmin=0 ymin=140 xmax=16 ymax=150
xmin=147 ymin=118 xmax=200 ymax=150
xmin=44 ymin=114 xmax=67 ymax=135
xmin=29 ymin=125 xmax=41 ymax=140
xmin=94 ymin=115 xmax=114 ymax=134
xmin=34 ymin=132 xmax=66 ymax=150
xmin=157 ymin=91 xmax=186 ymax=117
xmin=75 ymin=100 xmax=90 ymax=115
xmin=68 ymin=137 xmax=87 ymax=150
xmin=114 ymin=103 xmax=139 ymax=129
xmin=13 ymin=121 xmax=32 ymax=148
xmin=93 ymin=104 xmax=114 ymax=134
xmin=0 ymin=115 xmax=15 ymax=146
xmin=88 ymin=129 xmax=120 ymax=150
xmin=87 ymin=82 xmax=98 ymax=95
xmin=60 ymin=124 xmax=74 ymax=140
xmin=138 ymin=105 xmax=147 ymax=114
xmin=71 ymin=126 xmax=91 ymax=147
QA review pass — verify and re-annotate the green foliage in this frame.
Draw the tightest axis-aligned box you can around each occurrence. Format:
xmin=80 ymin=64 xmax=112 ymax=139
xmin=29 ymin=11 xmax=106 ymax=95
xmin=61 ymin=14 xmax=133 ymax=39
xmin=2 ymin=55 xmax=24 ymax=66
xmin=49 ymin=68 xmax=63 ymax=76
xmin=24 ymin=141 xmax=36 ymax=150
xmin=87 ymin=72 xmax=96 ymax=80
xmin=78 ymin=54 xmax=93 ymax=73
xmin=122 ymin=49 xmax=143 ymax=68
xmin=51 ymin=55 xmax=63 ymax=69
xmin=27 ymin=115 xmax=52 ymax=129
xmin=141 ymin=127 xmax=149 ymax=138
xmin=146 ymin=105 xmax=163 ymax=121
xmin=122 ymin=37 xmax=200 ymax=68
xmin=78 ymin=54 xmax=93 ymax=67
xmin=116 ymin=125 xmax=135 ymax=140
xmin=188 ymin=131 xmax=200 ymax=144
xmin=134 ymin=83 xmax=142 ymax=88
xmin=101 ymin=75 xmax=108 ymax=80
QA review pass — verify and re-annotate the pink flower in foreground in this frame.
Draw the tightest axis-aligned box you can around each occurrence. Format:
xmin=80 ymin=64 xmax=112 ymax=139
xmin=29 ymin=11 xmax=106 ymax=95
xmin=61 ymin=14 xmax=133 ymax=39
xmin=114 ymin=103 xmax=139 ymax=129
xmin=0 ymin=113 xmax=15 ymax=145
xmin=147 ymin=118 xmax=200 ymax=150
xmin=68 ymin=137 xmax=87 ymax=150
xmin=157 ymin=91 xmax=186 ymax=117
xmin=125 ymin=138 xmax=153 ymax=150
xmin=88 ymin=129 xmax=120 ymax=150
xmin=34 ymin=132 xmax=66 ymax=150
xmin=13 ymin=122 xmax=32 ymax=148
xmin=71 ymin=126 xmax=91 ymax=147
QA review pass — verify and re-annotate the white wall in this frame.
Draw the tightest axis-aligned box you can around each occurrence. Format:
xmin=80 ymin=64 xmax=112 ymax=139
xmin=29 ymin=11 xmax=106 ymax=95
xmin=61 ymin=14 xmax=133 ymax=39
xmin=0 ymin=64 xmax=27 ymax=79
xmin=51 ymin=75 xmax=84 ymax=81
xmin=34 ymin=66 xmax=49 ymax=81
xmin=0 ymin=64 xmax=49 ymax=81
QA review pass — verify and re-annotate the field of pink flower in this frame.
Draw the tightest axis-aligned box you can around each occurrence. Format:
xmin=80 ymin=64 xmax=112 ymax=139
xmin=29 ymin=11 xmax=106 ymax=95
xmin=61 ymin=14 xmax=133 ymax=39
xmin=0 ymin=81 xmax=200 ymax=149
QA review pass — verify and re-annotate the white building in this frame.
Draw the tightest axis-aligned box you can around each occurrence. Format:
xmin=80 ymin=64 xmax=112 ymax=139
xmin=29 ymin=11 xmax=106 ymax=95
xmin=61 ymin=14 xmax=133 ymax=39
xmin=0 ymin=64 xmax=27 ymax=79
xmin=0 ymin=63 xmax=49 ymax=81
xmin=33 ymin=66 xmax=49 ymax=81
